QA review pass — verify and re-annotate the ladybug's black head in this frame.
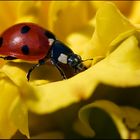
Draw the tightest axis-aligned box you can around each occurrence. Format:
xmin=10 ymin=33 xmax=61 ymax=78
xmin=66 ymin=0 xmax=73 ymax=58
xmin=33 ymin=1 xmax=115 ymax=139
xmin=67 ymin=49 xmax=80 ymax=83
xmin=67 ymin=54 xmax=87 ymax=72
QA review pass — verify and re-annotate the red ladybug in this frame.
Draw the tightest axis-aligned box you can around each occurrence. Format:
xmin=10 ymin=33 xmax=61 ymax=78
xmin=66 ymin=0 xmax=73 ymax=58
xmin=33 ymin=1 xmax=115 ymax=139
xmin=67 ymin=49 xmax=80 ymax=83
xmin=0 ymin=22 xmax=90 ymax=81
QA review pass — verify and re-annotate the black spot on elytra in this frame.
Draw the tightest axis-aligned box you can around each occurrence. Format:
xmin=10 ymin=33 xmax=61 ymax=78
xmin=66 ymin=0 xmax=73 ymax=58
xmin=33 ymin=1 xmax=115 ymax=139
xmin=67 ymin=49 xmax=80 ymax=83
xmin=0 ymin=37 xmax=3 ymax=47
xmin=21 ymin=25 xmax=31 ymax=34
xmin=44 ymin=30 xmax=56 ymax=39
xmin=21 ymin=45 xmax=29 ymax=55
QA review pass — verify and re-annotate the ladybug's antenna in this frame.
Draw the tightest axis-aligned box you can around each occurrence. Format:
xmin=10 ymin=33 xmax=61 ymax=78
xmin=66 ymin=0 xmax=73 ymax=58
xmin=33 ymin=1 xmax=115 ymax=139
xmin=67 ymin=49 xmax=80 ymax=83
xmin=81 ymin=58 xmax=93 ymax=62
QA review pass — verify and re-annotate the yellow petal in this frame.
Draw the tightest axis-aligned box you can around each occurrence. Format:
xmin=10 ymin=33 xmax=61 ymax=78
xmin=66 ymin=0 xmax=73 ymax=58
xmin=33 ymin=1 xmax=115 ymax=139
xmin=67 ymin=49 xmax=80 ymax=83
xmin=10 ymin=96 xmax=29 ymax=138
xmin=86 ymin=1 xmax=134 ymax=17
xmin=66 ymin=17 xmax=95 ymax=56
xmin=1 ymin=62 xmax=28 ymax=86
xmin=121 ymin=107 xmax=140 ymax=138
xmin=0 ymin=1 xmax=19 ymax=32
xmin=79 ymin=100 xmax=140 ymax=139
xmin=129 ymin=1 xmax=140 ymax=24
xmin=73 ymin=119 xmax=95 ymax=137
xmin=31 ymin=131 xmax=64 ymax=139
xmin=0 ymin=73 xmax=18 ymax=138
xmin=1 ymin=61 xmax=61 ymax=86
xmin=16 ymin=1 xmax=42 ymax=24
xmin=0 ymin=60 xmax=93 ymax=113
xmin=90 ymin=35 xmax=140 ymax=86
xmin=79 ymin=100 xmax=128 ymax=139
xmin=113 ymin=1 xmax=134 ymax=17
xmin=48 ymin=1 xmax=92 ymax=41
xmin=23 ymin=78 xmax=93 ymax=113
xmin=83 ymin=2 xmax=136 ymax=61
xmin=15 ymin=1 xmax=50 ymax=27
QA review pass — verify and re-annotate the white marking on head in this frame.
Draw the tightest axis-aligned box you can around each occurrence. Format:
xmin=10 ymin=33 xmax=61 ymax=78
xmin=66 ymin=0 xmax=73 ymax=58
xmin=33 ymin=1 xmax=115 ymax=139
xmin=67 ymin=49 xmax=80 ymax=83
xmin=48 ymin=38 xmax=55 ymax=46
xmin=58 ymin=53 xmax=68 ymax=64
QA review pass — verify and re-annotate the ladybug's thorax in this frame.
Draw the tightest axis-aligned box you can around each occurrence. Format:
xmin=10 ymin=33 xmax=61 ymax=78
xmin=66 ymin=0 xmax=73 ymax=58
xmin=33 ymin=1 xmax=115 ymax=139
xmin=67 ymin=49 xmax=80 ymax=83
xmin=50 ymin=40 xmax=87 ymax=72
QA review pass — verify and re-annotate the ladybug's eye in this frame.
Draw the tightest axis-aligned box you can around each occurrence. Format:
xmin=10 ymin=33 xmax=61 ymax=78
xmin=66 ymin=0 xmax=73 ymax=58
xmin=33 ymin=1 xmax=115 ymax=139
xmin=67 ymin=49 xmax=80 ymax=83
xmin=67 ymin=54 xmax=82 ymax=67
xmin=44 ymin=30 xmax=56 ymax=40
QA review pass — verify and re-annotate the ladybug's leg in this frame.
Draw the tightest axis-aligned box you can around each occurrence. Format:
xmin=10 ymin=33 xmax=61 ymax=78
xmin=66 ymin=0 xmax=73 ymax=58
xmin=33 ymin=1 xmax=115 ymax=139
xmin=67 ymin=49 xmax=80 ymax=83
xmin=54 ymin=63 xmax=67 ymax=79
xmin=27 ymin=63 xmax=39 ymax=81
xmin=27 ymin=59 xmax=45 ymax=81
xmin=0 ymin=56 xmax=17 ymax=60
xmin=51 ymin=59 xmax=67 ymax=79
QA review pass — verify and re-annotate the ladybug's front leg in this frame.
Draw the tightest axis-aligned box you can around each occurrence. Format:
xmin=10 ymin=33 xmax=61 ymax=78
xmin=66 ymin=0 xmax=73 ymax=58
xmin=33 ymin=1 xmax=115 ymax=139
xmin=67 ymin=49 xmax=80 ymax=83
xmin=0 ymin=56 xmax=17 ymax=60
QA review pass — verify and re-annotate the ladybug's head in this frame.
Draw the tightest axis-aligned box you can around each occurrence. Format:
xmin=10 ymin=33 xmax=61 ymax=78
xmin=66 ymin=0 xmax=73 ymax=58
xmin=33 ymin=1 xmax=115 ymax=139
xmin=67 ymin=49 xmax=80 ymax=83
xmin=67 ymin=54 xmax=87 ymax=72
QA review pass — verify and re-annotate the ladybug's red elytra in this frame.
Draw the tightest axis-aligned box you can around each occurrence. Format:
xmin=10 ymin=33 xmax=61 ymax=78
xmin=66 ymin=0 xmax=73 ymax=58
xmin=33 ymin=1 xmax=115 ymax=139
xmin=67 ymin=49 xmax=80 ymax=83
xmin=0 ymin=22 xmax=92 ymax=81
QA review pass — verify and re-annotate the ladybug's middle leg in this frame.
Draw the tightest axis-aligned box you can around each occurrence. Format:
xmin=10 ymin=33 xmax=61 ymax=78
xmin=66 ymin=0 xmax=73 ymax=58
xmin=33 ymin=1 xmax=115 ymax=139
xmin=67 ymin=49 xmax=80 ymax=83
xmin=0 ymin=56 xmax=17 ymax=60
xmin=51 ymin=59 xmax=67 ymax=79
xmin=54 ymin=63 xmax=67 ymax=79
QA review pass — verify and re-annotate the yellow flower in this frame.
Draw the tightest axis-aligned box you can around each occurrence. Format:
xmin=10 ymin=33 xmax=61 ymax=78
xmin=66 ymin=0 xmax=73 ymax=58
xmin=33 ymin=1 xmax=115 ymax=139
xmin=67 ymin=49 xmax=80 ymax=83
xmin=0 ymin=1 xmax=140 ymax=139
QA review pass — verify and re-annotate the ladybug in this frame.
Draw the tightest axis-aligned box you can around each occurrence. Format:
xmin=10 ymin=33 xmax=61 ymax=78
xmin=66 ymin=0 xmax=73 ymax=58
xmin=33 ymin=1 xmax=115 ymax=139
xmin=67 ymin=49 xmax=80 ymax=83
xmin=0 ymin=22 xmax=91 ymax=81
